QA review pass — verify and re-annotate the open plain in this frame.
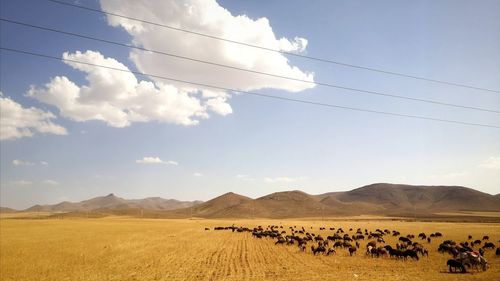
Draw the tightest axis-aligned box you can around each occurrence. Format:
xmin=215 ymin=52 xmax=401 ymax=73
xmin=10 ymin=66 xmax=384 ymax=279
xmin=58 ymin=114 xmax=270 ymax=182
xmin=0 ymin=217 xmax=498 ymax=281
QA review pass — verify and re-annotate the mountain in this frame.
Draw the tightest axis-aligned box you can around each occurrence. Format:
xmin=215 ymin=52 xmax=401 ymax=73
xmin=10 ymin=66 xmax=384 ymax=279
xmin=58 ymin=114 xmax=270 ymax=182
xmin=329 ymin=183 xmax=500 ymax=213
xmin=25 ymin=193 xmax=202 ymax=212
xmin=0 ymin=207 xmax=18 ymax=213
xmin=21 ymin=184 xmax=500 ymax=219
xmin=170 ymin=184 xmax=500 ymax=218
xmin=170 ymin=192 xmax=252 ymax=217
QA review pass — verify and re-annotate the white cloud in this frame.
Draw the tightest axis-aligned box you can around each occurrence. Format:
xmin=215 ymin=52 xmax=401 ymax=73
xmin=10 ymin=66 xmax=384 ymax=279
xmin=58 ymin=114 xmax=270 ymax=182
xmin=264 ymin=176 xmax=307 ymax=183
xmin=40 ymin=161 xmax=49 ymax=166
xmin=28 ymin=51 xmax=208 ymax=127
xmin=12 ymin=159 xmax=35 ymax=166
xmin=136 ymin=156 xmax=178 ymax=165
xmin=28 ymin=0 xmax=314 ymax=128
xmin=193 ymin=172 xmax=203 ymax=177
xmin=98 ymin=0 xmax=312 ymax=119
xmin=205 ymin=96 xmax=233 ymax=116
xmin=0 ymin=93 xmax=67 ymax=140
xmin=479 ymin=156 xmax=500 ymax=170
xmin=100 ymin=0 xmax=314 ymax=93
xmin=42 ymin=179 xmax=60 ymax=186
xmin=11 ymin=180 xmax=33 ymax=186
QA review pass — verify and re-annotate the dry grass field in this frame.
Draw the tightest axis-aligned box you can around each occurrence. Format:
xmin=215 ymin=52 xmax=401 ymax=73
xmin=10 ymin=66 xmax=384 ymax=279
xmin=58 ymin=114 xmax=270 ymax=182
xmin=0 ymin=217 xmax=499 ymax=281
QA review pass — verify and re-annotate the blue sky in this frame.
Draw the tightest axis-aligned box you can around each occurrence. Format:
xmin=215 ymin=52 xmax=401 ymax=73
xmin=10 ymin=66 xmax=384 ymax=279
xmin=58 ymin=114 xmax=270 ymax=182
xmin=1 ymin=0 xmax=499 ymax=209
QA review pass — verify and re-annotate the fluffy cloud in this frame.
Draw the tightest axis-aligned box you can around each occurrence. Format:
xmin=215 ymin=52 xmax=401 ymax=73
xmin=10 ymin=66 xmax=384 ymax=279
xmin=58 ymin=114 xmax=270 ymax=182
xmin=28 ymin=51 xmax=208 ymax=127
xmin=479 ymin=156 xmax=500 ymax=170
xmin=0 ymin=93 xmax=67 ymax=140
xmin=100 ymin=0 xmax=314 ymax=94
xmin=193 ymin=172 xmax=203 ymax=177
xmin=264 ymin=176 xmax=307 ymax=183
xmin=28 ymin=1 xmax=314 ymax=128
xmin=136 ymin=156 xmax=178 ymax=165
xmin=12 ymin=159 xmax=35 ymax=166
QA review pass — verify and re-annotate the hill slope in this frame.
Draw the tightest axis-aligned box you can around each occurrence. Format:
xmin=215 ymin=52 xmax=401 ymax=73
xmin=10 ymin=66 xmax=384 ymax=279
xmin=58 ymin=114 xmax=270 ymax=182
xmin=330 ymin=183 xmax=500 ymax=213
xmin=170 ymin=192 xmax=252 ymax=217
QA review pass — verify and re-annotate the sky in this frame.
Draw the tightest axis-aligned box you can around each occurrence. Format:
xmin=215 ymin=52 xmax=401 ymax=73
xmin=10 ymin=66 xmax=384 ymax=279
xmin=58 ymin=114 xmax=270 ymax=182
xmin=1 ymin=0 xmax=499 ymax=209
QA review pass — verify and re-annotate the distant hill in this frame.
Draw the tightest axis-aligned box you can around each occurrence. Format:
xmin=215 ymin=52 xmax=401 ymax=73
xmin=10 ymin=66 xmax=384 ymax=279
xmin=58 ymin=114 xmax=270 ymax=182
xmin=331 ymin=183 xmax=499 ymax=213
xmin=169 ymin=184 xmax=500 ymax=218
xmin=0 ymin=207 xmax=18 ymax=213
xmin=170 ymin=192 xmax=252 ymax=217
xmin=25 ymin=193 xmax=202 ymax=212
xmin=21 ymin=184 xmax=500 ymax=219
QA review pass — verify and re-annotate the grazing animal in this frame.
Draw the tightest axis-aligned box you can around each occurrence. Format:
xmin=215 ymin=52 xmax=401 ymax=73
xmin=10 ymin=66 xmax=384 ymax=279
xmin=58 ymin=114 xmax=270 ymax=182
xmin=399 ymin=237 xmax=412 ymax=244
xmin=326 ymin=248 xmax=336 ymax=256
xmin=366 ymin=245 xmax=373 ymax=255
xmin=370 ymin=247 xmax=379 ymax=258
xmin=299 ymin=243 xmax=307 ymax=252
xmin=403 ymin=250 xmax=419 ymax=261
xmin=483 ymin=235 xmax=489 ymax=240
xmin=342 ymin=241 xmax=352 ymax=248
xmin=311 ymin=245 xmax=326 ymax=255
xmin=367 ymin=241 xmax=377 ymax=248
xmin=495 ymin=248 xmax=500 ymax=256
xmin=333 ymin=241 xmax=343 ymax=248
xmin=389 ymin=249 xmax=403 ymax=259
xmin=483 ymin=242 xmax=496 ymax=249
xmin=348 ymin=246 xmax=357 ymax=256
xmin=275 ymin=237 xmax=286 ymax=245
xmin=447 ymin=259 xmax=466 ymax=273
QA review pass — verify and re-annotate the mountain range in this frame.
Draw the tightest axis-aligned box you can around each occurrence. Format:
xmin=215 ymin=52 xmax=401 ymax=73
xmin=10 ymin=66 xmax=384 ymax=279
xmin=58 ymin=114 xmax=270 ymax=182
xmin=3 ymin=183 xmax=499 ymax=219
xmin=23 ymin=193 xmax=202 ymax=212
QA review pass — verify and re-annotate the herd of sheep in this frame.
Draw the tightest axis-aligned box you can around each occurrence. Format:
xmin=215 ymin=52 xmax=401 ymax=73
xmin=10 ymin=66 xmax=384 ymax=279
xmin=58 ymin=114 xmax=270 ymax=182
xmin=210 ymin=224 xmax=498 ymax=273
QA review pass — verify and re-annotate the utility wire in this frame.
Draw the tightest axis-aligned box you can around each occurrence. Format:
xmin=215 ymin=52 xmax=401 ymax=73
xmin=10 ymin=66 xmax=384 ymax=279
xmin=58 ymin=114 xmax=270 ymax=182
xmin=2 ymin=18 xmax=499 ymax=115
xmin=46 ymin=0 xmax=500 ymax=94
xmin=1 ymin=47 xmax=498 ymax=129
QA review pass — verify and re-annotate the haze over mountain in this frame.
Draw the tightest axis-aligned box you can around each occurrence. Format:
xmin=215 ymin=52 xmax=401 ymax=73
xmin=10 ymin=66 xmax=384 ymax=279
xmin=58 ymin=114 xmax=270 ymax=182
xmin=9 ymin=183 xmax=499 ymax=219
xmin=24 ymin=193 xmax=202 ymax=212
xmin=0 ymin=207 xmax=17 ymax=213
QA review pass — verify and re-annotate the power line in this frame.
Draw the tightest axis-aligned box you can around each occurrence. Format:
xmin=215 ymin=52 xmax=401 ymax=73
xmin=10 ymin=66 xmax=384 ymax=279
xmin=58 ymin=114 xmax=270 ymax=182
xmin=2 ymin=18 xmax=499 ymax=115
xmin=46 ymin=0 xmax=500 ymax=94
xmin=1 ymin=46 xmax=498 ymax=129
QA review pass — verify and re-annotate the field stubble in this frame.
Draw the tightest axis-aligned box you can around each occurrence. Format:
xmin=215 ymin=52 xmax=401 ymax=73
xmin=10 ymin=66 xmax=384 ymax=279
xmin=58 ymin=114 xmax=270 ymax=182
xmin=0 ymin=218 xmax=499 ymax=281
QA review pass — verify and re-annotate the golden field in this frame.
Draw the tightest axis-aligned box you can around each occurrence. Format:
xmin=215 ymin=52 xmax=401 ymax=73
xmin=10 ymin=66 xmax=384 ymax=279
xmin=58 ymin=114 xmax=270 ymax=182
xmin=0 ymin=217 xmax=499 ymax=281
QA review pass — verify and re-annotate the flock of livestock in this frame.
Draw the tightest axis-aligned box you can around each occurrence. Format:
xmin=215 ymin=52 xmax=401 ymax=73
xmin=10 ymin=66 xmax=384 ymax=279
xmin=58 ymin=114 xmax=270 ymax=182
xmin=210 ymin=224 xmax=499 ymax=274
